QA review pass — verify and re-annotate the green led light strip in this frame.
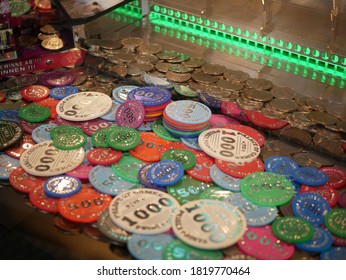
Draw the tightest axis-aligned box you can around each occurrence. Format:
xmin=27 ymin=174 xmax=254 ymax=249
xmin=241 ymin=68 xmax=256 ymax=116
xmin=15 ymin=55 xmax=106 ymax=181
xmin=110 ymin=1 xmax=142 ymax=18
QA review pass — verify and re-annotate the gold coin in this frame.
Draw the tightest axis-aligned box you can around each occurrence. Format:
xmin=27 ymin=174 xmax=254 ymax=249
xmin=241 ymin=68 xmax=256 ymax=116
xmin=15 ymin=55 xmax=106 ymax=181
xmin=236 ymin=97 xmax=263 ymax=110
xmin=243 ymin=89 xmax=273 ymax=102
xmin=168 ymin=64 xmax=193 ymax=73
xmin=307 ymin=111 xmax=338 ymax=126
xmin=165 ymin=71 xmax=191 ymax=83
xmin=129 ymin=61 xmax=154 ymax=72
xmin=138 ymin=43 xmax=162 ymax=54
xmin=270 ymin=86 xmax=297 ymax=99
xmin=191 ymin=72 xmax=219 ymax=84
xmin=336 ymin=120 xmax=346 ymax=133
xmin=216 ymin=79 xmax=244 ymax=91
xmin=37 ymin=33 xmax=59 ymax=41
xmin=183 ymin=57 xmax=205 ymax=68
xmin=158 ymin=50 xmax=179 ymax=60
xmin=41 ymin=37 xmax=64 ymax=50
xmin=201 ymin=63 xmax=226 ymax=76
xmin=246 ymin=78 xmax=273 ymax=90
xmin=40 ymin=24 xmax=61 ymax=35
xmin=292 ymin=153 xmax=320 ymax=168
xmin=280 ymin=126 xmax=312 ymax=147
xmin=136 ymin=54 xmax=159 ymax=64
xmin=306 ymin=97 xmax=326 ymax=111
xmin=155 ymin=62 xmax=171 ymax=73
xmin=167 ymin=53 xmax=190 ymax=63
xmin=224 ymin=70 xmax=250 ymax=82
xmin=269 ymin=98 xmax=298 ymax=113
xmin=325 ymin=102 xmax=346 ymax=120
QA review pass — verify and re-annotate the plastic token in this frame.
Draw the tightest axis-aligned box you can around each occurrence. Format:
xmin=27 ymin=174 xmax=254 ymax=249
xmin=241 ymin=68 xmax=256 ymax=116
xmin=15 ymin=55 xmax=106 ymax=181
xmin=127 ymin=233 xmax=174 ymax=260
xmin=115 ymin=100 xmax=145 ymax=129
xmin=324 ymin=209 xmax=346 ymax=238
xmin=112 ymin=153 xmax=146 ymax=183
xmin=221 ymin=101 xmax=249 ymax=122
xmin=106 ymin=126 xmax=140 ymax=151
xmin=55 ymin=115 xmax=83 ymax=127
xmin=246 ymin=110 xmax=289 ymax=130
xmin=161 ymin=149 xmax=196 ymax=170
xmin=39 ymin=71 xmax=75 ymax=86
xmin=209 ymin=114 xmax=240 ymax=128
xmin=32 ymin=124 xmax=57 ymax=143
xmin=137 ymin=121 xmax=153 ymax=132
xmin=272 ymin=216 xmax=314 ymax=243
xmin=223 ymin=245 xmax=256 ymax=260
xmin=199 ymin=187 xmax=232 ymax=201
xmin=112 ymin=85 xmax=139 ymax=104
xmin=50 ymin=124 xmax=83 ymax=140
xmin=0 ymin=121 xmax=23 ymax=151
xmin=320 ymin=247 xmax=346 ymax=260
xmin=320 ymin=167 xmax=346 ymax=189
xmin=58 ymin=188 xmax=112 ymax=223
xmin=295 ymin=227 xmax=333 ymax=253
xmin=109 ymin=188 xmax=179 ymax=234
xmin=86 ymin=148 xmax=122 ymax=165
xmin=237 ymin=225 xmax=295 ymax=260
xmin=4 ymin=134 xmax=35 ymax=159
xmin=181 ymin=138 xmax=202 ymax=151
xmin=0 ymin=109 xmax=20 ymax=124
xmin=198 ymin=92 xmax=222 ymax=109
xmin=65 ymin=163 xmax=93 ymax=180
xmin=36 ymin=97 xmax=59 ymax=119
xmin=29 ymin=185 xmax=59 ymax=213
xmin=174 ymin=85 xmax=197 ymax=97
xmin=198 ymin=128 xmax=260 ymax=164
xmin=50 ymin=86 xmax=79 ymax=100
xmin=81 ymin=119 xmax=113 ymax=136
xmin=225 ymin=124 xmax=265 ymax=147
xmin=215 ymin=158 xmax=264 ymax=178
xmin=172 ymin=199 xmax=247 ymax=250
xmin=291 ymin=167 xmax=329 ymax=186
xmin=186 ymin=151 xmax=214 ymax=182
xmin=152 ymin=119 xmax=180 ymax=142
xmin=19 ymin=104 xmax=51 ymax=122
xmin=53 ymin=131 xmax=87 ymax=150
xmin=20 ymin=85 xmax=50 ymax=101
xmin=264 ymin=156 xmax=299 ymax=178
xmin=100 ymin=100 xmax=120 ymax=122
xmin=339 ymin=190 xmax=346 ymax=208
xmin=0 ymin=154 xmax=19 ymax=180
xmin=127 ymin=86 xmax=172 ymax=107
xmin=209 ymin=164 xmax=242 ymax=192
xmin=147 ymin=160 xmax=184 ymax=187
xmin=20 ymin=141 xmax=84 ymax=176
xmin=163 ymin=239 xmax=223 ymax=260
xmin=331 ymin=232 xmax=346 ymax=246
xmin=89 ymin=165 xmax=136 ymax=196
xmin=44 ymin=175 xmax=82 ymax=198
xmin=225 ymin=193 xmax=278 ymax=226
xmin=9 ymin=167 xmax=46 ymax=193
xmin=0 ymin=91 xmax=6 ymax=103
xmin=301 ymin=184 xmax=339 ymax=207
xmin=292 ymin=193 xmax=331 ymax=226
xmin=57 ymin=92 xmax=112 ymax=121
xmin=240 ymin=172 xmax=294 ymax=207
xmin=137 ymin=164 xmax=165 ymax=191
xmin=91 ymin=127 xmax=112 ymax=148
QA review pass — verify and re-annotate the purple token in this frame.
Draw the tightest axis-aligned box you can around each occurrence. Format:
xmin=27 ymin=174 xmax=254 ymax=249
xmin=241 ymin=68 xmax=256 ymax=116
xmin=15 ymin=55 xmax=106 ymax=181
xmin=138 ymin=164 xmax=167 ymax=192
xmin=338 ymin=190 xmax=346 ymax=208
xmin=80 ymin=118 xmax=113 ymax=136
xmin=209 ymin=114 xmax=240 ymax=128
xmin=66 ymin=163 xmax=94 ymax=180
xmin=55 ymin=115 xmax=83 ymax=127
xmin=331 ymin=233 xmax=346 ymax=247
xmin=116 ymin=100 xmax=145 ymax=129
xmin=39 ymin=71 xmax=75 ymax=86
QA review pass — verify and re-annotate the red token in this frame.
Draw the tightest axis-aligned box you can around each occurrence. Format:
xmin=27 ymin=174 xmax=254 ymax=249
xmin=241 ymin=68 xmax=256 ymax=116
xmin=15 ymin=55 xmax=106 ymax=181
xmin=320 ymin=167 xmax=346 ymax=189
xmin=20 ymin=85 xmax=50 ymax=101
xmin=224 ymin=124 xmax=265 ymax=147
xmin=65 ymin=163 xmax=94 ymax=180
xmin=215 ymin=157 xmax=265 ymax=178
xmin=80 ymin=118 xmax=113 ymax=136
xmin=9 ymin=167 xmax=46 ymax=194
xmin=342 ymin=142 xmax=346 ymax=152
xmin=338 ymin=190 xmax=346 ymax=208
xmin=86 ymin=148 xmax=122 ymax=165
xmin=36 ymin=97 xmax=59 ymax=119
xmin=129 ymin=132 xmax=170 ymax=162
xmin=29 ymin=185 xmax=59 ymax=213
xmin=4 ymin=134 xmax=35 ymax=159
xmin=209 ymin=114 xmax=240 ymax=128
xmin=58 ymin=188 xmax=112 ymax=223
xmin=186 ymin=151 xmax=214 ymax=182
xmin=245 ymin=110 xmax=289 ymax=130
xmin=0 ymin=91 xmax=6 ymax=103
xmin=221 ymin=101 xmax=249 ymax=122
xmin=331 ymin=233 xmax=346 ymax=246
xmin=144 ymin=100 xmax=171 ymax=112
xmin=300 ymin=184 xmax=339 ymax=207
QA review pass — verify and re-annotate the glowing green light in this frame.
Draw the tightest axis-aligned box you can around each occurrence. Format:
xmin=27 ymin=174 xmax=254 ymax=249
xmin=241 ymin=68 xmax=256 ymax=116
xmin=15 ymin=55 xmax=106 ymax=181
xmin=168 ymin=9 xmax=173 ymax=16
xmin=243 ymin=30 xmax=250 ymax=37
xmin=276 ymin=40 xmax=284 ymax=47
xmin=182 ymin=13 xmax=188 ymax=20
xmin=312 ymin=50 xmax=320 ymax=57
xmin=303 ymin=69 xmax=308 ymax=77
xmin=267 ymin=59 xmax=273 ymax=66
xmin=252 ymin=33 xmax=258 ymax=40
xmin=153 ymin=5 xmax=160 ymax=12
xmin=204 ymin=19 xmax=211 ymax=26
xmin=303 ymin=47 xmax=310 ymax=55
xmin=212 ymin=21 xmax=218 ymax=29
xmin=286 ymin=42 xmax=293 ymax=49
xmin=294 ymin=45 xmax=302 ymax=52
xmin=197 ymin=17 xmax=203 ymax=24
xmin=160 ymin=7 xmax=167 ymax=14
xmin=182 ymin=34 xmax=188 ymax=41
xmin=235 ymin=28 xmax=241 ymax=35
xmin=268 ymin=37 xmax=275 ymax=44
xmin=219 ymin=23 xmax=226 ymax=31
xmin=321 ymin=74 xmax=327 ymax=83
xmin=189 ymin=15 xmax=195 ymax=22
xmin=322 ymin=52 xmax=329 ymax=60
xmin=175 ymin=11 xmax=181 ymax=18
xmin=330 ymin=77 xmax=336 ymax=85
xmin=250 ymin=54 xmax=257 ymax=62
xmin=261 ymin=36 xmax=266 ymax=43
xmin=228 ymin=26 xmax=234 ymax=33
xmin=259 ymin=57 xmax=265 ymax=64
xmin=331 ymin=55 xmax=339 ymax=63
xmin=311 ymin=72 xmax=316 ymax=80
xmin=234 ymin=49 xmax=240 ymax=57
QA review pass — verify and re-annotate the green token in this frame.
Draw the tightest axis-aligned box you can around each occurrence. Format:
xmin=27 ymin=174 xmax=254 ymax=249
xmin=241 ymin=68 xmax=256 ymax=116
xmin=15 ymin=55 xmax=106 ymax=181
xmin=112 ymin=153 xmax=145 ymax=183
xmin=10 ymin=1 xmax=31 ymax=16
xmin=19 ymin=104 xmax=50 ymax=122
xmin=106 ymin=126 xmax=140 ymax=151
xmin=199 ymin=187 xmax=232 ymax=201
xmin=174 ymin=85 xmax=198 ymax=97
xmin=53 ymin=132 xmax=87 ymax=150
xmin=167 ymin=175 xmax=215 ymax=204
xmin=272 ymin=216 xmax=314 ymax=243
xmin=92 ymin=127 xmax=112 ymax=148
xmin=324 ymin=209 xmax=346 ymax=238
xmin=163 ymin=239 xmax=223 ymax=260
xmin=240 ymin=172 xmax=294 ymax=207
xmin=152 ymin=119 xmax=181 ymax=142
xmin=161 ymin=149 xmax=196 ymax=170
xmin=50 ymin=125 xmax=84 ymax=139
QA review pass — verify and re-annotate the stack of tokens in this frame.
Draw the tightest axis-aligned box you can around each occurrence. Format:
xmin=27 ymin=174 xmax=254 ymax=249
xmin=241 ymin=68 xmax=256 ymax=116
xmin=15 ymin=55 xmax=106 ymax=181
xmin=163 ymin=100 xmax=212 ymax=138
xmin=126 ymin=86 xmax=171 ymax=122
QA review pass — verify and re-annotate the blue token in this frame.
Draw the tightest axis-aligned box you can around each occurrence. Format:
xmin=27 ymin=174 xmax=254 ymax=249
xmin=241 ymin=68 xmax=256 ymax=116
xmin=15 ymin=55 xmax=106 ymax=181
xmin=288 ymin=177 xmax=302 ymax=195
xmin=89 ymin=165 xmax=136 ymax=196
xmin=112 ymin=85 xmax=139 ymax=104
xmin=127 ymin=86 xmax=171 ymax=107
xmin=224 ymin=192 xmax=278 ymax=226
xmin=31 ymin=124 xmax=57 ymax=143
xmin=197 ymin=91 xmax=222 ymax=109
xmin=295 ymin=227 xmax=333 ymax=253
xmin=0 ymin=153 xmax=20 ymax=180
xmin=127 ymin=233 xmax=174 ymax=260
xmin=292 ymin=193 xmax=331 ymax=226
xmin=209 ymin=164 xmax=241 ymax=192
xmin=291 ymin=167 xmax=329 ymax=186
xmin=100 ymin=100 xmax=121 ymax=122
xmin=147 ymin=160 xmax=184 ymax=187
xmin=137 ymin=164 xmax=166 ymax=192
xmin=43 ymin=175 xmax=82 ymax=198
xmin=0 ymin=109 xmax=20 ymax=123
xmin=264 ymin=156 xmax=299 ymax=178
xmin=137 ymin=121 xmax=153 ymax=132
xmin=320 ymin=246 xmax=346 ymax=260
xmin=181 ymin=137 xmax=203 ymax=151
xmin=50 ymin=86 xmax=79 ymax=100
xmin=82 ymin=137 xmax=94 ymax=164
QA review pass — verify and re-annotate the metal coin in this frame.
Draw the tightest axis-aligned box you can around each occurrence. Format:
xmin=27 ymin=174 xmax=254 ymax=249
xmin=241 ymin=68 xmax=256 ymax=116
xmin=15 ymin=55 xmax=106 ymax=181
xmin=270 ymin=86 xmax=297 ymax=99
xmin=292 ymin=152 xmax=320 ymax=168
xmin=166 ymin=71 xmax=191 ymax=83
xmin=138 ymin=43 xmax=162 ymax=54
xmin=336 ymin=120 xmax=346 ymax=133
xmin=37 ymin=33 xmax=59 ymax=41
xmin=237 ymin=97 xmax=263 ymax=110
xmin=325 ymin=102 xmax=346 ymax=120
xmin=216 ymin=79 xmax=244 ymax=91
xmin=183 ymin=57 xmax=205 ymax=68
xmin=224 ymin=69 xmax=250 ymax=82
xmin=243 ymin=89 xmax=274 ymax=102
xmin=305 ymin=151 xmax=335 ymax=167
xmin=201 ymin=63 xmax=226 ymax=76
xmin=307 ymin=111 xmax=338 ymax=126
xmin=40 ymin=24 xmax=62 ymax=34
xmin=306 ymin=97 xmax=326 ymax=111
xmin=280 ymin=126 xmax=312 ymax=147
xmin=158 ymin=50 xmax=179 ymax=60
xmin=121 ymin=37 xmax=144 ymax=49
xmin=128 ymin=61 xmax=154 ymax=72
xmin=191 ymin=72 xmax=219 ymax=84
xmin=315 ymin=140 xmax=344 ymax=159
xmin=136 ymin=54 xmax=159 ymax=64
xmin=41 ymin=37 xmax=64 ymax=50
xmin=269 ymin=98 xmax=298 ymax=113
xmin=155 ymin=62 xmax=171 ymax=73
xmin=167 ymin=53 xmax=190 ymax=63
xmin=114 ymin=53 xmax=136 ymax=63
xmin=168 ymin=64 xmax=194 ymax=73
xmin=245 ymin=78 xmax=273 ymax=90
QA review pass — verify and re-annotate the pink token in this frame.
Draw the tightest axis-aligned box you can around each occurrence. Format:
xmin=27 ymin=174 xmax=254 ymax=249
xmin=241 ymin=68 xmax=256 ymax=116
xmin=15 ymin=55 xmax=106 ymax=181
xmin=80 ymin=119 xmax=113 ymax=136
xmin=116 ymin=100 xmax=145 ymax=129
xmin=331 ymin=233 xmax=346 ymax=246
xmin=209 ymin=114 xmax=240 ymax=128
xmin=65 ymin=163 xmax=94 ymax=180
xmin=320 ymin=167 xmax=346 ymax=189
xmin=301 ymin=184 xmax=339 ymax=207
xmin=237 ymin=225 xmax=295 ymax=260
xmin=221 ymin=101 xmax=249 ymax=122
xmin=55 ymin=115 xmax=83 ymax=127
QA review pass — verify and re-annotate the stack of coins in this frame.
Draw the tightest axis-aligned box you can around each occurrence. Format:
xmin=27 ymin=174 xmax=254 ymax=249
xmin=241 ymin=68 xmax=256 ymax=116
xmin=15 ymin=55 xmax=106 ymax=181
xmin=38 ymin=24 xmax=64 ymax=51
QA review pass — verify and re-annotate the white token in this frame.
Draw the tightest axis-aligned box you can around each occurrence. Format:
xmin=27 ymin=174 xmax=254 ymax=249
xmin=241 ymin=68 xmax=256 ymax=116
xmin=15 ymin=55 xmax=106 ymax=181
xmin=56 ymin=91 xmax=112 ymax=121
xmin=172 ymin=199 xmax=247 ymax=250
xmin=20 ymin=141 xmax=85 ymax=176
xmin=109 ymin=188 xmax=180 ymax=234
xmin=198 ymin=128 xmax=260 ymax=163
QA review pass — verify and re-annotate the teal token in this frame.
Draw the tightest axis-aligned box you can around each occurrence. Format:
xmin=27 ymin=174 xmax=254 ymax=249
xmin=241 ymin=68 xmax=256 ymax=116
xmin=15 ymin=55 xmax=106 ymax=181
xmin=167 ymin=175 xmax=215 ymax=204
xmin=19 ymin=104 xmax=50 ymax=122
xmin=106 ymin=126 xmax=140 ymax=151
xmin=163 ymin=239 xmax=223 ymax=260
xmin=272 ymin=216 xmax=314 ymax=243
xmin=174 ymin=85 xmax=198 ymax=98
xmin=199 ymin=187 xmax=232 ymax=201
xmin=240 ymin=172 xmax=294 ymax=207
xmin=112 ymin=153 xmax=145 ymax=183
xmin=161 ymin=149 xmax=196 ymax=170
xmin=152 ymin=119 xmax=181 ymax=142
xmin=324 ymin=209 xmax=346 ymax=238
xmin=50 ymin=124 xmax=84 ymax=139
xmin=53 ymin=132 xmax=87 ymax=150
xmin=91 ymin=127 xmax=113 ymax=148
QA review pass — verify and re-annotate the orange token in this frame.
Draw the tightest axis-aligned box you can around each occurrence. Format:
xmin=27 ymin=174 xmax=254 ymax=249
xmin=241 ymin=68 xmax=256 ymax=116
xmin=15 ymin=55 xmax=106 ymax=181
xmin=29 ymin=185 xmax=59 ymax=213
xmin=36 ymin=97 xmax=59 ymax=119
xmin=4 ymin=134 xmax=35 ymax=159
xmin=129 ymin=132 xmax=171 ymax=162
xmin=58 ymin=188 xmax=112 ymax=223
xmin=9 ymin=167 xmax=46 ymax=194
